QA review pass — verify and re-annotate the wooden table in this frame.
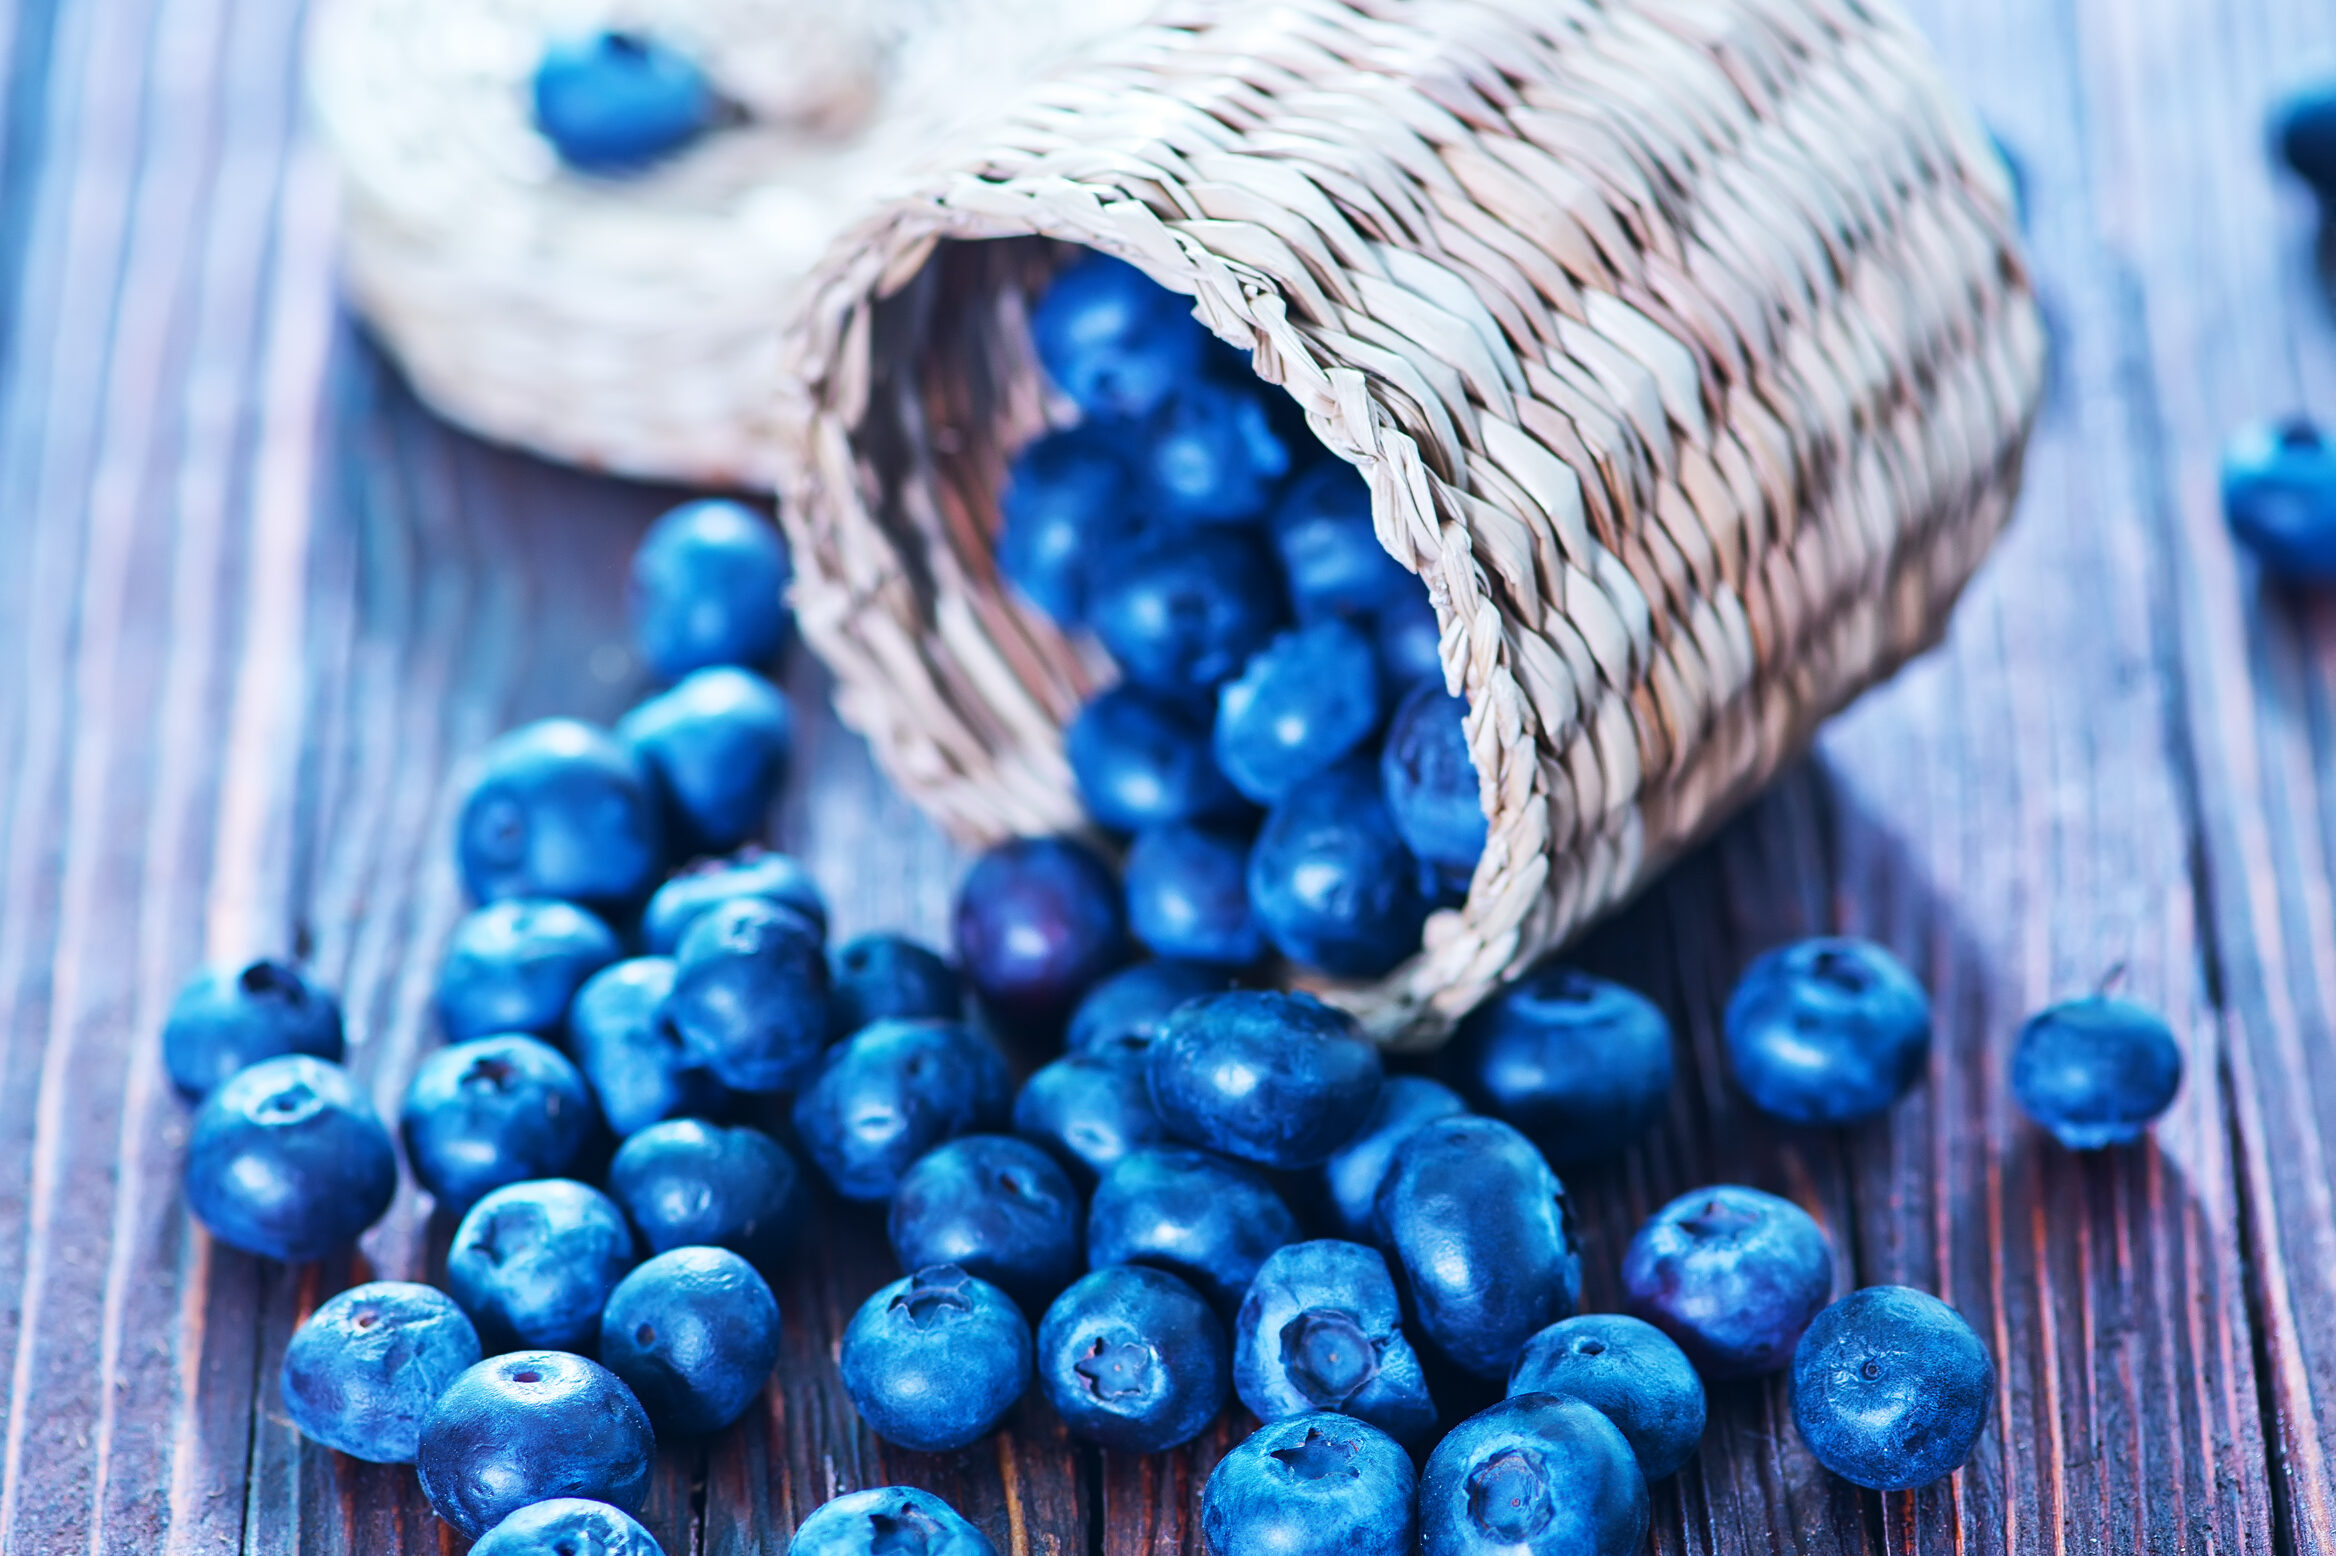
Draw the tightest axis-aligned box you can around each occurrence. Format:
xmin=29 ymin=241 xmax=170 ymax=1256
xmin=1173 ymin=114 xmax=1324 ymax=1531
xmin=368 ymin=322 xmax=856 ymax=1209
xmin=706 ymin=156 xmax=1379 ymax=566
xmin=6 ymin=0 xmax=2336 ymax=1549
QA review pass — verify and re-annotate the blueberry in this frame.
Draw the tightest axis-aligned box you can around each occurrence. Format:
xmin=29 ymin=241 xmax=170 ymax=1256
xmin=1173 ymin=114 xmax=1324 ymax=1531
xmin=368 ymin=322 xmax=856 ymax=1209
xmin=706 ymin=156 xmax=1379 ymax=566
xmin=1620 ymin=1184 xmax=1832 ymax=1380
xmin=447 ymin=1179 xmax=638 ymax=1351
xmin=280 ymin=1281 xmax=482 ymax=1462
xmin=1214 ymin=620 xmax=1383 ymax=805
xmin=436 ymin=900 xmax=622 ymax=1042
xmin=1791 ymin=1285 xmax=1994 ymax=1491
xmin=1000 ymin=424 xmax=1150 ymax=625
xmin=2274 ymin=82 xmax=2336 ymax=196
xmin=470 ymin=1499 xmax=664 ymax=1556
xmin=788 ymin=1487 xmax=997 ymax=1556
xmin=458 ymin=719 xmax=664 ymax=912
xmin=607 ymin=1119 xmax=805 ymax=1272
xmin=1370 ymin=588 xmax=1443 ymax=688
xmin=567 ymin=957 xmax=730 ymax=1137
xmin=1202 ymin=1413 xmax=1417 ymax=1556
xmin=1317 ymin=1075 xmax=1467 ymax=1241
xmin=600 ymin=1246 xmax=781 ymax=1434
xmin=668 ymin=897 xmax=830 ymax=1093
xmin=2222 ymin=418 xmax=2336 ymax=580
xmin=1012 ymin=1050 xmax=1169 ymax=1183
xmin=1068 ymin=685 xmax=1244 ymax=832
xmin=1036 ymin=1264 xmax=1230 ymax=1452
xmin=1248 ymin=758 xmax=1428 ymax=979
xmin=1379 ymin=681 xmax=1485 ymax=872
xmin=792 ymin=1019 xmax=1013 ymax=1200
xmin=1233 ymin=1241 xmax=1436 ymax=1447
xmin=839 ymin=1264 xmax=1034 ymax=1452
xmin=1147 ymin=990 xmax=1381 ymax=1168
xmin=401 ymin=1034 xmax=599 ymax=1213
xmin=1271 ymin=460 xmax=1411 ymax=621
xmin=183 ymin=1056 xmax=397 ymax=1263
xmin=1142 ymin=378 xmax=1292 ymax=523
xmin=533 ymin=30 xmax=717 ymax=174
xmin=162 ymin=959 xmax=344 ymax=1099
xmin=1088 ymin=1145 xmax=1298 ymax=1314
xmin=1418 ymin=1393 xmax=1649 ymax=1556
xmin=888 ymin=1135 xmax=1083 ymax=1309
xmin=1066 ymin=959 xmax=1228 ymax=1055
xmin=829 ymin=933 xmax=962 ymax=1039
xmin=618 ymin=667 xmax=792 ymax=854
xmin=1509 ymin=1315 xmax=1705 ymax=1482
xmin=952 ymin=836 xmax=1128 ymax=1026
xmin=1089 ymin=530 xmax=1288 ymax=694
xmin=1725 ymin=938 xmax=1931 ymax=1124
xmin=1125 ymin=824 xmax=1265 ymax=967
xmin=1375 ymin=1115 xmax=1579 ymax=1379
xmin=643 ymin=847 xmax=828 ymax=954
xmin=417 ymin=1351 xmax=655 ymax=1539
xmin=1032 ymin=254 xmax=1209 ymax=421
xmin=2010 ymin=994 xmax=2183 ymax=1148
xmin=628 ymin=497 xmax=790 ymax=680
xmin=1447 ymin=968 xmax=1672 ymax=1166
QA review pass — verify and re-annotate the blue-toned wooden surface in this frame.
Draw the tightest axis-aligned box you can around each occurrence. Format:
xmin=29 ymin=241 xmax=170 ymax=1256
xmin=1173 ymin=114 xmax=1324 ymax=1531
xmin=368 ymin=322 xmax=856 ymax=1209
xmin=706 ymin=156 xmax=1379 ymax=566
xmin=0 ymin=0 xmax=2333 ymax=1549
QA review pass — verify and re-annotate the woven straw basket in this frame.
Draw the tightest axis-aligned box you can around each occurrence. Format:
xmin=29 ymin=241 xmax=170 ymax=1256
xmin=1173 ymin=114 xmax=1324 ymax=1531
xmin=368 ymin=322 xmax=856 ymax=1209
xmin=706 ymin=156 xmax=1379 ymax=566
xmin=774 ymin=0 xmax=2045 ymax=1048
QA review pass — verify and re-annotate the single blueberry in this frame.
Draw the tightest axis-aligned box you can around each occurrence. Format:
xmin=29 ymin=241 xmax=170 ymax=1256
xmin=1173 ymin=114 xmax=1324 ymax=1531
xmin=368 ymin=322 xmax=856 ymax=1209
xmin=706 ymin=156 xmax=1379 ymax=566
xmin=668 ymin=896 xmax=830 ymax=1093
xmin=2010 ymin=994 xmax=2183 ymax=1149
xmin=416 ymin=1351 xmax=655 ymax=1539
xmin=1725 ymin=938 xmax=1931 ymax=1125
xmin=1317 ymin=1075 xmax=1468 ymax=1241
xmin=1380 ymin=680 xmax=1486 ymax=872
xmin=435 ymin=899 xmax=621 ymax=1042
xmin=643 ymin=847 xmax=828 ymax=954
xmin=1068 ymin=685 xmax=1244 ymax=833
xmin=888 ymin=1135 xmax=1084 ymax=1310
xmin=2274 ymin=82 xmax=2336 ymax=196
xmin=1000 ymin=424 xmax=1150 ymax=625
xmin=829 ymin=933 xmax=962 ymax=1039
xmin=1446 ymin=967 xmax=1672 ymax=1166
xmin=446 ymin=1179 xmax=638 ymax=1351
xmin=787 ymin=1487 xmax=998 ymax=1556
xmin=628 ymin=497 xmax=790 ymax=681
xmin=618 ymin=667 xmax=793 ymax=854
xmin=951 ymin=835 xmax=1128 ymax=1027
xmin=1089 ymin=529 xmax=1288 ymax=694
xmin=1066 ymin=959 xmax=1228 ymax=1056
xmin=1201 ymin=1413 xmax=1418 ymax=1556
xmin=457 ymin=719 xmax=664 ymax=912
xmin=1036 ymin=1264 xmax=1230 ymax=1452
xmin=1032 ymin=253 xmax=1209 ymax=421
xmin=607 ymin=1118 xmax=805 ymax=1272
xmin=162 ymin=958 xmax=344 ymax=1099
xmin=1234 ymin=1241 xmax=1436 ymax=1448
xmin=1418 ymin=1393 xmax=1649 ymax=1556
xmin=1125 ymin=824 xmax=1266 ymax=967
xmin=400 ymin=1034 xmax=599 ymax=1213
xmin=1271 ymin=459 xmax=1411 ymax=621
xmin=1248 ymin=758 xmax=1428 ymax=979
xmin=1214 ymin=620 xmax=1383 ymax=805
xmin=1375 ymin=1115 xmax=1580 ymax=1379
xmin=1087 ymin=1145 xmax=1298 ymax=1314
xmin=280 ymin=1281 xmax=483 ymax=1463
xmin=2222 ymin=419 xmax=2336 ymax=580
xmin=1147 ymin=990 xmax=1381 ymax=1169
xmin=533 ymin=30 xmax=718 ymax=174
xmin=600 ymin=1246 xmax=782 ymax=1434
xmin=183 ymin=1055 xmax=397 ymax=1263
xmin=1509 ymin=1314 xmax=1705 ymax=1482
xmin=1370 ymin=588 xmax=1444 ymax=688
xmin=567 ymin=957 xmax=730 ymax=1138
xmin=471 ymin=1499 xmax=664 ymax=1556
xmin=1012 ymin=1050 xmax=1169 ymax=1183
xmin=1620 ymin=1184 xmax=1833 ymax=1380
xmin=1791 ymin=1285 xmax=1995 ymax=1491
xmin=839 ymin=1264 xmax=1034 ymax=1453
xmin=1142 ymin=377 xmax=1292 ymax=523
xmin=791 ymin=1019 xmax=1013 ymax=1201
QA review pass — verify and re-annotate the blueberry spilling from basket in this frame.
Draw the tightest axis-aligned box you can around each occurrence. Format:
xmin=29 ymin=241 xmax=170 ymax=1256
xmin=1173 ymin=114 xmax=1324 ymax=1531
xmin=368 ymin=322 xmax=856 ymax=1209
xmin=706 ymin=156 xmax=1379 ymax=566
xmin=532 ymin=30 xmax=723 ymax=175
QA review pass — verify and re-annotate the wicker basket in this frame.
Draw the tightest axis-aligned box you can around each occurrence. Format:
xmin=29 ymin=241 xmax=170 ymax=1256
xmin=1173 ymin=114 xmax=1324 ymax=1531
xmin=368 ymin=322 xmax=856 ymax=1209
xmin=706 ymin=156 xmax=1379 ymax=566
xmin=773 ymin=0 xmax=2044 ymax=1048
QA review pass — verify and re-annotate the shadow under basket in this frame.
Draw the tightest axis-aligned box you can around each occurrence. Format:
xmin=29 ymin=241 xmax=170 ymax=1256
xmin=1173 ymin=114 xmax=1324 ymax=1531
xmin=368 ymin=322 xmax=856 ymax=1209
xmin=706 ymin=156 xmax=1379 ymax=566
xmin=775 ymin=0 xmax=2047 ymax=1049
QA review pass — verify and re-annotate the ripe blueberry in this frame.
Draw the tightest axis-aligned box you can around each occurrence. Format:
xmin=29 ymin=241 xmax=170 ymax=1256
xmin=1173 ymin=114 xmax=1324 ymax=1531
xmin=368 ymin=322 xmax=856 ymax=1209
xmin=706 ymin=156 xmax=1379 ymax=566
xmin=1446 ymin=967 xmax=1673 ymax=1166
xmin=828 ymin=932 xmax=962 ymax=1039
xmin=1067 ymin=685 xmax=1244 ymax=833
xmin=280 ymin=1281 xmax=481 ymax=1463
xmin=566 ymin=957 xmax=729 ymax=1138
xmin=1000 ymin=424 xmax=1149 ymax=625
xmin=1418 ymin=1393 xmax=1649 ymax=1556
xmin=1233 ymin=1240 xmax=1436 ymax=1448
xmin=1201 ymin=1413 xmax=1417 ymax=1556
xmin=2223 ymin=419 xmax=2336 ymax=581
xmin=642 ymin=847 xmax=827 ymax=954
xmin=1066 ymin=959 xmax=1227 ymax=1056
xmin=2011 ymin=994 xmax=2183 ymax=1148
xmin=1379 ymin=681 xmax=1485 ymax=872
xmin=1141 ymin=378 xmax=1291 ymax=523
xmin=1088 ymin=1145 xmax=1299 ymax=1315
xmin=1012 ymin=1050 xmax=1169 ymax=1184
xmin=457 ymin=719 xmax=663 ymax=912
xmin=600 ymin=1246 xmax=782 ymax=1435
xmin=1621 ymin=1184 xmax=1833 ymax=1380
xmin=667 ymin=896 xmax=830 ymax=1093
xmin=400 ymin=1034 xmax=599 ymax=1213
xmin=1317 ymin=1075 xmax=1466 ymax=1242
xmin=1214 ymin=619 xmax=1384 ymax=805
xmin=446 ymin=1179 xmax=638 ymax=1351
xmin=1248 ymin=757 xmax=1427 ymax=978
xmin=162 ymin=958 xmax=343 ymax=1099
xmin=787 ymin=1487 xmax=997 ymax=1556
xmin=888 ymin=1135 xmax=1083 ymax=1310
xmin=533 ymin=30 xmax=718 ymax=174
xmin=183 ymin=1055 xmax=396 ymax=1263
xmin=1125 ymin=824 xmax=1265 ymax=967
xmin=1271 ymin=459 xmax=1411 ymax=621
xmin=839 ymin=1264 xmax=1033 ymax=1453
xmin=1509 ymin=1314 xmax=1705 ymax=1482
xmin=791 ymin=1019 xmax=1012 ymax=1201
xmin=1031 ymin=254 xmax=1209 ymax=422
xmin=1147 ymin=990 xmax=1381 ymax=1169
xmin=951 ymin=836 xmax=1127 ymax=1026
xmin=1725 ymin=937 xmax=1931 ymax=1125
xmin=435 ymin=899 xmax=620 ymax=1042
xmin=1089 ymin=530 xmax=1287 ymax=694
xmin=1791 ymin=1285 xmax=1994 ymax=1491
xmin=469 ymin=1499 xmax=663 ymax=1555
xmin=628 ymin=498 xmax=789 ymax=680
xmin=1036 ymin=1265 xmax=1230 ymax=1453
xmin=618 ymin=666 xmax=792 ymax=854
xmin=607 ymin=1118 xmax=805 ymax=1273
xmin=416 ymin=1351 xmax=654 ymax=1539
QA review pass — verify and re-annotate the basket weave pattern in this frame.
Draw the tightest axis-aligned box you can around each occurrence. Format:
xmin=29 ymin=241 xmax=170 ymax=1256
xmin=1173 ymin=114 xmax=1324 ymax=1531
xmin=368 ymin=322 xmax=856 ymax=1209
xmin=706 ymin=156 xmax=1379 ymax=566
xmin=775 ymin=0 xmax=2045 ymax=1046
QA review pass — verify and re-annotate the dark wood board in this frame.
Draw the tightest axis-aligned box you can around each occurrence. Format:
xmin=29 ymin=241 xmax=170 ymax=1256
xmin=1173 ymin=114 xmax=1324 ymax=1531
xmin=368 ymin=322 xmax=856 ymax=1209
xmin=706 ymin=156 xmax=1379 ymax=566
xmin=0 ymin=0 xmax=2329 ymax=1549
